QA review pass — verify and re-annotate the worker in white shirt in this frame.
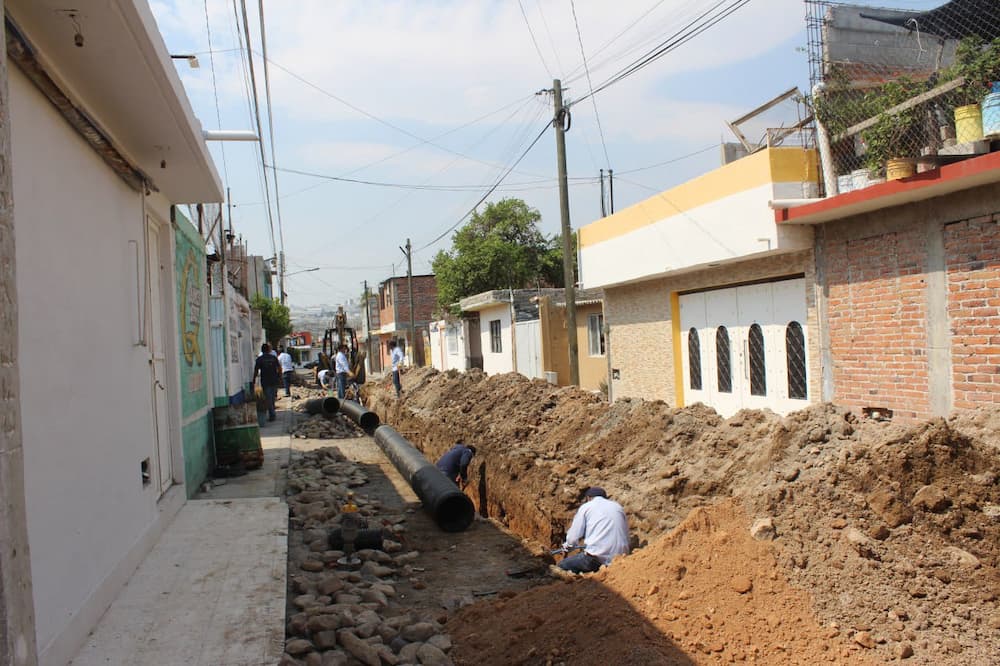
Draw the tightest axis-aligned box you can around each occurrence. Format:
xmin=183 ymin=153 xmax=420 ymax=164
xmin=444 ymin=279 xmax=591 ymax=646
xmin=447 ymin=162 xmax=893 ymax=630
xmin=389 ymin=339 xmax=405 ymax=398
xmin=277 ymin=346 xmax=294 ymax=397
xmin=334 ymin=344 xmax=350 ymax=400
xmin=559 ymin=486 xmax=630 ymax=574
xmin=317 ymin=368 xmax=334 ymax=391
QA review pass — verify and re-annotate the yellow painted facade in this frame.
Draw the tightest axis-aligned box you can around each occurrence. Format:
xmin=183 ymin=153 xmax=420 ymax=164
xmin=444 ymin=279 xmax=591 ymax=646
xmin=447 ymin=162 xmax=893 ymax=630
xmin=579 ymin=147 xmax=818 ymax=248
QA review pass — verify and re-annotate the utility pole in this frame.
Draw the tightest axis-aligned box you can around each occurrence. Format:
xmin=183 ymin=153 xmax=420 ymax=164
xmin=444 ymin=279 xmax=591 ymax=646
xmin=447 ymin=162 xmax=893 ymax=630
xmin=599 ymin=169 xmax=606 ymax=217
xmin=553 ymin=79 xmax=580 ymax=386
xmin=400 ymin=238 xmax=416 ymax=366
xmin=363 ymin=279 xmax=372 ymax=371
xmin=608 ymin=168 xmax=615 ymax=214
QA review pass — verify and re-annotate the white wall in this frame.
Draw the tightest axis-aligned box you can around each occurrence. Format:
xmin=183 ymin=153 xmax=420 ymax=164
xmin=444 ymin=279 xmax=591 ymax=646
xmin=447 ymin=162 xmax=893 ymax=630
xmin=479 ymin=304 xmax=513 ymax=376
xmin=515 ymin=320 xmax=542 ymax=379
xmin=581 ymin=183 xmax=813 ymax=289
xmin=11 ymin=66 xmax=184 ymax=664
xmin=429 ymin=321 xmax=468 ymax=372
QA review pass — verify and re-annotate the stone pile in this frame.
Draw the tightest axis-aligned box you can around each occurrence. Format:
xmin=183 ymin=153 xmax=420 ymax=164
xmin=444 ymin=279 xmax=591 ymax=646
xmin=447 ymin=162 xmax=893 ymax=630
xmin=283 ymin=447 xmax=455 ymax=666
xmin=291 ymin=415 xmax=363 ymax=440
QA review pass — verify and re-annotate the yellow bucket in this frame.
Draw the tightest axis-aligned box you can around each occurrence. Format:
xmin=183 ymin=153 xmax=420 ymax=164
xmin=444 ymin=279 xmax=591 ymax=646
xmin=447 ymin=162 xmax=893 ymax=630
xmin=955 ymin=104 xmax=983 ymax=143
xmin=886 ymin=159 xmax=916 ymax=181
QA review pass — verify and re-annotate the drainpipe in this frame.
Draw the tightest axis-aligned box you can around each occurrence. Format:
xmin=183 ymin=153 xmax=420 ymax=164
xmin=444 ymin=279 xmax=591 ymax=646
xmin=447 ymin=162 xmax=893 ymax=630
xmin=813 ymin=82 xmax=839 ymax=197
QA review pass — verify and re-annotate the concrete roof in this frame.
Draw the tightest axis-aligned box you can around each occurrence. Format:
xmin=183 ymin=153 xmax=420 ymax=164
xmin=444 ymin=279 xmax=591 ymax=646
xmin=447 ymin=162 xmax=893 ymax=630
xmin=8 ymin=0 xmax=223 ymax=203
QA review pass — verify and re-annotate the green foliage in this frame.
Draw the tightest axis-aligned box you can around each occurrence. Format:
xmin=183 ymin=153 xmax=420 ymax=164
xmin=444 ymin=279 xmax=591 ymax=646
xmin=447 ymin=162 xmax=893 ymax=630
xmin=947 ymin=36 xmax=1000 ymax=107
xmin=860 ymin=77 xmax=925 ymax=171
xmin=431 ymin=198 xmax=574 ymax=312
xmin=250 ymin=294 xmax=292 ymax=346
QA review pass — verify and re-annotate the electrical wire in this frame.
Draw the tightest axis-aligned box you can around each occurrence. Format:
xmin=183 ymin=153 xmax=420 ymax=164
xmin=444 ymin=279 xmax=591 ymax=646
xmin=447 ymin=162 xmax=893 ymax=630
xmin=237 ymin=0 xmax=278 ymax=259
xmin=535 ymin=0 xmax=566 ymax=76
xmin=262 ymin=55 xmax=548 ymax=178
xmin=203 ymin=0 xmax=229 ymax=193
xmin=574 ymin=0 xmax=750 ymax=106
xmin=518 ymin=0 xmax=555 ymax=79
xmin=257 ymin=0 xmax=287 ymax=297
xmin=569 ymin=0 xmax=611 ymax=168
xmin=562 ymin=0 xmax=670 ymax=83
xmin=416 ymin=121 xmax=552 ymax=252
xmin=615 ymin=143 xmax=718 ymax=174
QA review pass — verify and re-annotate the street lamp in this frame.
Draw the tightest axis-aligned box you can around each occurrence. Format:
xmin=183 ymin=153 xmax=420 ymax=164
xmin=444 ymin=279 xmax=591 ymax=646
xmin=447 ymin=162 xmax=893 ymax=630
xmin=285 ymin=267 xmax=320 ymax=277
xmin=170 ymin=54 xmax=200 ymax=68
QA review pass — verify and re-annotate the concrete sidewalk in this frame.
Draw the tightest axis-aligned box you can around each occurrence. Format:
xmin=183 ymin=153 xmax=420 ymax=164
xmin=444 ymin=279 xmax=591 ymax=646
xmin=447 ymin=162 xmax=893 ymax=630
xmin=70 ymin=404 xmax=294 ymax=666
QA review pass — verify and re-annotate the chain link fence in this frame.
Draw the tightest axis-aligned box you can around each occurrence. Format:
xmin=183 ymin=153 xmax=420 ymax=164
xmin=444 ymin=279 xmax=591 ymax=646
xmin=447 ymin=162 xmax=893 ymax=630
xmin=806 ymin=1 xmax=1000 ymax=192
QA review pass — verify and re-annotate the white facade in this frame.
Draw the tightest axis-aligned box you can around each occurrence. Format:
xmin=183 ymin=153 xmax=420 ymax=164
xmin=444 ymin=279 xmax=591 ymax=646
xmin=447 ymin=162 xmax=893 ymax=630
xmin=7 ymin=1 xmax=223 ymax=663
xmin=679 ymin=278 xmax=810 ymax=417
xmin=478 ymin=304 xmax=514 ymax=376
xmin=428 ymin=320 xmax=468 ymax=372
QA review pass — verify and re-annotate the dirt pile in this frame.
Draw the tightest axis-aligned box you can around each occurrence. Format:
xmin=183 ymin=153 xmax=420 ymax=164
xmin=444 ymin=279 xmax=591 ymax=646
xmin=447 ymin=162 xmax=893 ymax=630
xmin=369 ymin=368 xmax=1000 ymax=664
xmin=450 ymin=500 xmax=877 ymax=665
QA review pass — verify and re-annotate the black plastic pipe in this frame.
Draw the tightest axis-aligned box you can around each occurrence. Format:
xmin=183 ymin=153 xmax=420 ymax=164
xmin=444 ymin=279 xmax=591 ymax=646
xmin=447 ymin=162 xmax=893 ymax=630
xmin=373 ymin=425 xmax=475 ymax=532
xmin=304 ymin=397 xmax=340 ymax=416
xmin=339 ymin=399 xmax=380 ymax=433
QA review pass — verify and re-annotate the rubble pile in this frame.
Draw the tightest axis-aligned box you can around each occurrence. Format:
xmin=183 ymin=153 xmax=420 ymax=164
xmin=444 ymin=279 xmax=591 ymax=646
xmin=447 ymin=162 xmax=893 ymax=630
xmin=281 ymin=446 xmax=457 ymax=666
xmin=290 ymin=414 xmax=363 ymax=440
xmin=369 ymin=368 xmax=1000 ymax=664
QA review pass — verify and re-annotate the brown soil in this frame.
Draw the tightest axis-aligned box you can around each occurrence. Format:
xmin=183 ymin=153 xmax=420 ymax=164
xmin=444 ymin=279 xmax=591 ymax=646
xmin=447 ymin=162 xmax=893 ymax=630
xmin=367 ymin=367 xmax=1000 ymax=665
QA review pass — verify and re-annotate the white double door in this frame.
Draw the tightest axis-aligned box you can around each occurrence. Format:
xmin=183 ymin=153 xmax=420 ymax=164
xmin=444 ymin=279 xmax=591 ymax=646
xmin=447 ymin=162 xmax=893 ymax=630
xmin=679 ymin=278 xmax=809 ymax=417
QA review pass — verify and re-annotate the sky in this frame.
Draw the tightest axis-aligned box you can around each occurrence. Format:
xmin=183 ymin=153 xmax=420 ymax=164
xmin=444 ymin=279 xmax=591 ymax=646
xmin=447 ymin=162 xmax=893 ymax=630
xmin=150 ymin=0 xmax=945 ymax=308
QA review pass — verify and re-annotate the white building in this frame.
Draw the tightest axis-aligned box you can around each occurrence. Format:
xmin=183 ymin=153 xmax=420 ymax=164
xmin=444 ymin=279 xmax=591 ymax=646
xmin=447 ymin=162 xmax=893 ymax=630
xmin=5 ymin=1 xmax=223 ymax=663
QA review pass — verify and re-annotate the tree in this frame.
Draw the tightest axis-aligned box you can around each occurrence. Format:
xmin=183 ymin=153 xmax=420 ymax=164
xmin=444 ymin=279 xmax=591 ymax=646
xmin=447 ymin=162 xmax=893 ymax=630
xmin=431 ymin=198 xmax=575 ymax=311
xmin=250 ymin=294 xmax=293 ymax=346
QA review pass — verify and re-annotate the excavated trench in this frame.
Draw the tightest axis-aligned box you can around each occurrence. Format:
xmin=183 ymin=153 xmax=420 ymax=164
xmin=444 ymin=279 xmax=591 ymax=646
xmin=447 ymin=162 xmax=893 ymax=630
xmin=364 ymin=367 xmax=1000 ymax=665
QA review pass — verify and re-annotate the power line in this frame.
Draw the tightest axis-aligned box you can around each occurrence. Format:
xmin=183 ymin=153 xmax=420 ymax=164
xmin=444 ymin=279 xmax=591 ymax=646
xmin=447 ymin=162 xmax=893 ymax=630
xmin=203 ymin=0 xmax=229 ymax=190
xmin=416 ymin=121 xmax=552 ymax=252
xmin=574 ymin=0 xmax=750 ymax=106
xmin=563 ymin=0 xmax=670 ymax=83
xmin=615 ymin=143 xmax=718 ymax=174
xmin=535 ymin=0 xmax=566 ymax=76
xmin=262 ymin=55 xmax=549 ymax=178
xmin=518 ymin=0 xmax=554 ymax=78
xmin=267 ymin=163 xmax=596 ymax=191
xmin=569 ymin=0 xmax=611 ymax=168
xmin=257 ymin=0 xmax=287 ymax=301
xmin=237 ymin=0 xmax=278 ymax=259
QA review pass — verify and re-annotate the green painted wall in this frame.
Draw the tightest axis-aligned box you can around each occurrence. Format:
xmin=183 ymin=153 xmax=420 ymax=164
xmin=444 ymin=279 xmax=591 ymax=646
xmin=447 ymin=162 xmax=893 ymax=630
xmin=174 ymin=209 xmax=212 ymax=494
xmin=182 ymin=414 xmax=213 ymax=498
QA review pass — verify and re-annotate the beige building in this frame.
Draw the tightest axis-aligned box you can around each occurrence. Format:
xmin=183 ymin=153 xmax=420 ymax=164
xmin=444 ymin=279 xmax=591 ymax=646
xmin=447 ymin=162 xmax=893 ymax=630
xmin=579 ymin=147 xmax=821 ymax=416
xmin=535 ymin=290 xmax=607 ymax=391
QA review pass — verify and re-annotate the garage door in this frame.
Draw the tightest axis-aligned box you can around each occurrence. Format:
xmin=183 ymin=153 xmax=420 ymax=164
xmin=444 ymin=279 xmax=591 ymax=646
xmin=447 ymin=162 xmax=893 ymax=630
xmin=679 ymin=278 xmax=809 ymax=417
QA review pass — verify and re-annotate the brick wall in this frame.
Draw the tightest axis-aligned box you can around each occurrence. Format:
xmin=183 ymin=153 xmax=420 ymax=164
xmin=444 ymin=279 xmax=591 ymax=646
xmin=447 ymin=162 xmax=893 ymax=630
xmin=606 ymin=250 xmax=819 ymax=405
xmin=823 ymin=229 xmax=931 ymax=419
xmin=816 ymin=181 xmax=1000 ymax=421
xmin=944 ymin=214 xmax=1000 ymax=410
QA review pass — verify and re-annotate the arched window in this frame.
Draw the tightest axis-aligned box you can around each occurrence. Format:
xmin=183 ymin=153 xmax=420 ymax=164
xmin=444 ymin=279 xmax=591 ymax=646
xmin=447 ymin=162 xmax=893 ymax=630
xmin=716 ymin=326 xmax=732 ymax=393
xmin=687 ymin=328 xmax=702 ymax=391
xmin=786 ymin=321 xmax=807 ymax=399
xmin=748 ymin=323 xmax=766 ymax=396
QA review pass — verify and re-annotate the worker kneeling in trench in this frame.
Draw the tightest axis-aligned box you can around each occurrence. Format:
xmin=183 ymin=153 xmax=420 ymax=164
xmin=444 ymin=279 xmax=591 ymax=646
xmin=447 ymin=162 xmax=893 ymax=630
xmin=558 ymin=486 xmax=631 ymax=574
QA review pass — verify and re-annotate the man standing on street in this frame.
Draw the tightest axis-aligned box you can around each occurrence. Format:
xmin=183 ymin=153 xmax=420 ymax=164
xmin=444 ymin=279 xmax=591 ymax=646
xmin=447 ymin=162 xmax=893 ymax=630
xmin=558 ymin=487 xmax=630 ymax=574
xmin=252 ymin=343 xmax=281 ymax=422
xmin=277 ymin=346 xmax=294 ymax=397
xmin=334 ymin=344 xmax=350 ymax=400
xmin=435 ymin=442 xmax=477 ymax=489
xmin=389 ymin=339 xmax=405 ymax=398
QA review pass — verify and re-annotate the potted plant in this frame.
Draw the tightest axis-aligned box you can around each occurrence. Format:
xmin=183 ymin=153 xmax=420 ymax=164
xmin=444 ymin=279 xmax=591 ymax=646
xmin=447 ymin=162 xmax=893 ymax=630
xmin=860 ymin=78 xmax=925 ymax=181
xmin=946 ymin=36 xmax=1000 ymax=143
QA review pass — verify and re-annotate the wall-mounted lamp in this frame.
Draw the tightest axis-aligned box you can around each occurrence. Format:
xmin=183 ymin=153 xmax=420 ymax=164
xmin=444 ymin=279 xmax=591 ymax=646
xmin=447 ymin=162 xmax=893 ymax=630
xmin=56 ymin=10 xmax=84 ymax=47
xmin=170 ymin=54 xmax=200 ymax=69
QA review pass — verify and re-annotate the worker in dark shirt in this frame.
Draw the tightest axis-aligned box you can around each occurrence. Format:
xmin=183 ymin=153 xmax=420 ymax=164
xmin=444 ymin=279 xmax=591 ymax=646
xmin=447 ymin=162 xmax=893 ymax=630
xmin=252 ymin=343 xmax=282 ymax=421
xmin=435 ymin=442 xmax=477 ymax=489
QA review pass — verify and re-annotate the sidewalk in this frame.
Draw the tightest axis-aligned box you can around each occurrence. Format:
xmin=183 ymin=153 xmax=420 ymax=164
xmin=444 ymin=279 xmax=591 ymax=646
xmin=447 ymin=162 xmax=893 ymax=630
xmin=70 ymin=403 xmax=294 ymax=666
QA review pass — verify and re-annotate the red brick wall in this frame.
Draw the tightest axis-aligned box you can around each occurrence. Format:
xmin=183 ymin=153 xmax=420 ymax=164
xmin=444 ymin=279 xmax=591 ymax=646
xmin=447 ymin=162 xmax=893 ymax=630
xmin=944 ymin=214 xmax=1000 ymax=410
xmin=824 ymin=228 xmax=932 ymax=420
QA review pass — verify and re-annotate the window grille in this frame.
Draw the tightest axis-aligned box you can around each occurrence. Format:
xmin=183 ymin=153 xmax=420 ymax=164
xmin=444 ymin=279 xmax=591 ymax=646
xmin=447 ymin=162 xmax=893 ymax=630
xmin=716 ymin=326 xmax=732 ymax=393
xmin=749 ymin=323 xmax=766 ymax=396
xmin=688 ymin=327 xmax=702 ymax=391
xmin=786 ymin=321 xmax=808 ymax=399
xmin=588 ymin=314 xmax=605 ymax=356
xmin=489 ymin=319 xmax=502 ymax=353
